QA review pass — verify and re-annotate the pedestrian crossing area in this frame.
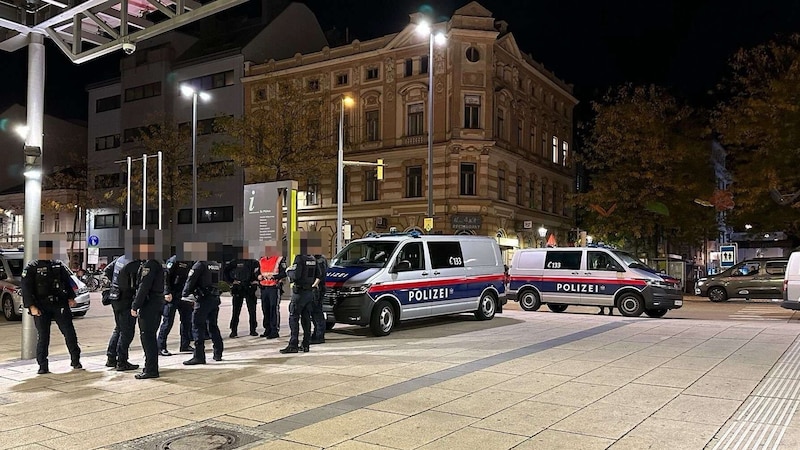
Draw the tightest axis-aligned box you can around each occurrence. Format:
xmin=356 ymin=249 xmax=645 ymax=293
xmin=728 ymin=301 xmax=798 ymax=322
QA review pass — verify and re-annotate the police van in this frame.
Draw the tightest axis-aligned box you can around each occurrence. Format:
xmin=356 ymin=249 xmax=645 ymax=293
xmin=507 ymin=247 xmax=682 ymax=318
xmin=323 ymin=233 xmax=507 ymax=336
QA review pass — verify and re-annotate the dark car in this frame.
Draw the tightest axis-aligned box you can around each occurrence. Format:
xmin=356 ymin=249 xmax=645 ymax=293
xmin=695 ymin=258 xmax=788 ymax=302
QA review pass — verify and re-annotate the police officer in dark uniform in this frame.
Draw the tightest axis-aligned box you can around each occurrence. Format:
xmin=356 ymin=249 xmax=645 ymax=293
xmin=310 ymin=254 xmax=328 ymax=344
xmin=182 ymin=242 xmax=224 ymax=365
xmin=22 ymin=250 xmax=81 ymax=374
xmin=280 ymin=254 xmax=322 ymax=354
xmin=131 ymin=257 xmax=165 ymax=379
xmin=224 ymin=253 xmax=259 ymax=337
xmin=104 ymin=255 xmax=142 ymax=371
xmin=157 ymin=256 xmax=194 ymax=356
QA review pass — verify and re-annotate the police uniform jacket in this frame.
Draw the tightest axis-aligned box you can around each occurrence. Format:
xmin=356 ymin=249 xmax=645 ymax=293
xmin=224 ymin=259 xmax=259 ymax=284
xmin=164 ymin=257 xmax=192 ymax=297
xmin=183 ymin=261 xmax=221 ymax=303
xmin=132 ymin=259 xmax=165 ymax=311
xmin=21 ymin=260 xmax=75 ymax=309
xmin=114 ymin=259 xmax=143 ymax=309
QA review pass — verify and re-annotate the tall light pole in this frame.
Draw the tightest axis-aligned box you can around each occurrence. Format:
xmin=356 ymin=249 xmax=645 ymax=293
xmin=180 ymin=85 xmax=211 ymax=233
xmin=337 ymin=96 xmax=355 ymax=253
xmin=416 ymin=20 xmax=447 ymax=221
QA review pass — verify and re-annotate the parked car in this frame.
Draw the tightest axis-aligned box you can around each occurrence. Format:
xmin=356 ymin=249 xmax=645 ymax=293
xmin=0 ymin=250 xmax=90 ymax=321
xmin=695 ymin=258 xmax=788 ymax=302
xmin=780 ymin=252 xmax=800 ymax=310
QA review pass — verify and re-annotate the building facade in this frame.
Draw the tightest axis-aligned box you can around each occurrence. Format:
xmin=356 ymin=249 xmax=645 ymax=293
xmin=243 ymin=2 xmax=578 ymax=262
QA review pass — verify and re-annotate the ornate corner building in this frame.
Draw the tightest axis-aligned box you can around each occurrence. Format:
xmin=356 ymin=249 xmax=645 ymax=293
xmin=243 ymin=2 xmax=577 ymax=261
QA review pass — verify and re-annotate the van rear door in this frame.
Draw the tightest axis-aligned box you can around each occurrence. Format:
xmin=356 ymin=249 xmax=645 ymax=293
xmin=541 ymin=250 xmax=584 ymax=305
xmin=426 ymin=241 xmax=469 ymax=315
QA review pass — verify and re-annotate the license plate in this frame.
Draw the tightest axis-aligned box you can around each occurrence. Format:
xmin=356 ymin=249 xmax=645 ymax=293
xmin=675 ymin=299 xmax=683 ymax=306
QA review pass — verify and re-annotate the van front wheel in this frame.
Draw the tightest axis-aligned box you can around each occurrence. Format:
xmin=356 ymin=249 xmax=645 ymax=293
xmin=475 ymin=292 xmax=497 ymax=320
xmin=370 ymin=300 xmax=395 ymax=336
xmin=519 ymin=290 xmax=541 ymax=311
xmin=618 ymin=293 xmax=644 ymax=317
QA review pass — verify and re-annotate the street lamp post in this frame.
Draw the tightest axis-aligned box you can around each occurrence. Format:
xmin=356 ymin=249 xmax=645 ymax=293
xmin=538 ymin=225 xmax=548 ymax=248
xmin=336 ymin=96 xmax=355 ymax=253
xmin=416 ymin=21 xmax=447 ymax=221
xmin=180 ymin=85 xmax=211 ymax=233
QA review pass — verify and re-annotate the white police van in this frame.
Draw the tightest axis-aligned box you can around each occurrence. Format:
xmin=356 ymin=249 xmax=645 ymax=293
xmin=323 ymin=232 xmax=507 ymax=336
xmin=507 ymin=247 xmax=682 ymax=317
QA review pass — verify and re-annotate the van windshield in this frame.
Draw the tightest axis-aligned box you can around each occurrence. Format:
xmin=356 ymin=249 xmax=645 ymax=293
xmin=332 ymin=241 xmax=399 ymax=268
xmin=613 ymin=250 xmax=657 ymax=273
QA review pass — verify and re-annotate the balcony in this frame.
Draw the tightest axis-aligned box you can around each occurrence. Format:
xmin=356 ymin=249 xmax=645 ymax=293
xmin=403 ymin=135 xmax=426 ymax=146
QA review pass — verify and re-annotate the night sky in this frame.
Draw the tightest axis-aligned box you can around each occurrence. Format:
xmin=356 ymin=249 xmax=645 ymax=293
xmin=0 ymin=0 xmax=798 ymax=121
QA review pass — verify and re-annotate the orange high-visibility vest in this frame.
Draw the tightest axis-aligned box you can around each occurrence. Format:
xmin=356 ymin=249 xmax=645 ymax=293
xmin=259 ymin=256 xmax=283 ymax=287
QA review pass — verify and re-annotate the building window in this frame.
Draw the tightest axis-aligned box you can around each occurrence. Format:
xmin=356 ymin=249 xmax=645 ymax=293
xmin=464 ymin=95 xmax=481 ymax=129
xmin=336 ymin=73 xmax=349 ymax=86
xmin=496 ymin=109 xmax=505 ymax=140
xmin=343 ymin=111 xmax=352 ymax=144
xmin=562 ymin=141 xmax=570 ymax=167
xmin=466 ymin=46 xmax=480 ymax=62
xmin=541 ymin=131 xmax=548 ymax=159
xmin=179 ymin=116 xmax=230 ymax=136
xmin=530 ymin=122 xmax=537 ymax=152
xmin=95 ymin=134 xmax=121 ymax=151
xmin=305 ymin=178 xmax=319 ymax=206
xmin=94 ymin=173 xmax=120 ymax=188
xmin=529 ymin=179 xmax=536 ymax=209
xmin=404 ymin=58 xmax=413 ymax=77
xmin=552 ymin=183 xmax=559 ymax=213
xmin=517 ymin=120 xmax=524 ymax=147
xmin=95 ymin=214 xmax=120 ymax=229
xmin=516 ymin=176 xmax=523 ymax=205
xmin=364 ymin=170 xmax=379 ymax=201
xmin=307 ymin=78 xmax=320 ymax=92
xmin=460 ymin=163 xmax=477 ymax=196
xmin=562 ymin=188 xmax=569 ymax=216
xmin=365 ymin=110 xmax=380 ymax=142
xmin=541 ymin=180 xmax=547 ymax=210
xmin=366 ymin=67 xmax=379 ymax=80
xmin=183 ymin=70 xmax=235 ymax=92
xmin=407 ymin=103 xmax=424 ymax=136
xmin=552 ymin=136 xmax=559 ymax=164
xmin=54 ymin=213 xmax=60 ymax=233
xmin=123 ymin=126 xmax=148 ymax=143
xmin=255 ymin=88 xmax=267 ymax=101
xmin=96 ymin=95 xmax=121 ymax=113
xmin=333 ymin=171 xmax=349 ymax=204
xmin=498 ymin=168 xmax=506 ymax=200
xmin=40 ymin=214 xmax=44 ymax=232
xmin=130 ymin=209 xmax=159 ymax=226
xmin=178 ymin=206 xmax=234 ymax=224
xmin=406 ymin=165 xmax=422 ymax=198
xmin=124 ymin=82 xmax=161 ymax=102
xmin=420 ymin=55 xmax=429 ymax=74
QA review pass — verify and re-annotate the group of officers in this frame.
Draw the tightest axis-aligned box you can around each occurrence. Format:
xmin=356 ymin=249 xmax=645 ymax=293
xmin=21 ymin=240 xmax=331 ymax=378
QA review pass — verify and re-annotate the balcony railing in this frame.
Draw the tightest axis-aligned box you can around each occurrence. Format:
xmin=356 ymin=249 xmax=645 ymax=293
xmin=403 ymin=135 xmax=426 ymax=146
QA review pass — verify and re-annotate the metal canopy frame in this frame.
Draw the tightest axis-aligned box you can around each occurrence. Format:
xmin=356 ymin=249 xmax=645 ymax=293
xmin=0 ymin=0 xmax=247 ymax=63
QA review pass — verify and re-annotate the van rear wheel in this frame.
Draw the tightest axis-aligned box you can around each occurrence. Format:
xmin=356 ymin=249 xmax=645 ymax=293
xmin=475 ymin=292 xmax=497 ymax=320
xmin=547 ymin=304 xmax=568 ymax=313
xmin=617 ymin=293 xmax=644 ymax=317
xmin=370 ymin=300 xmax=395 ymax=336
xmin=519 ymin=290 xmax=541 ymax=312
xmin=644 ymin=308 xmax=668 ymax=318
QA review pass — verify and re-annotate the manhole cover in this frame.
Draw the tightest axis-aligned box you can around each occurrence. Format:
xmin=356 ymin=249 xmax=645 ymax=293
xmin=162 ymin=431 xmax=237 ymax=450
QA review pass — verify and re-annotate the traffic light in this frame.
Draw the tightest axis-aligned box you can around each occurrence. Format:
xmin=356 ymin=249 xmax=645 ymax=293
xmin=377 ymin=158 xmax=384 ymax=180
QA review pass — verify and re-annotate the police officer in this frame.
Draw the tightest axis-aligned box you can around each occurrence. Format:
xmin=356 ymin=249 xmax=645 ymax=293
xmin=157 ymin=256 xmax=194 ymax=356
xmin=104 ymin=255 xmax=142 ymax=371
xmin=131 ymin=257 xmax=165 ymax=379
xmin=309 ymin=254 xmax=328 ymax=344
xmin=258 ymin=253 xmax=286 ymax=339
xmin=182 ymin=242 xmax=224 ymax=365
xmin=21 ymin=249 xmax=81 ymax=374
xmin=280 ymin=254 xmax=322 ymax=354
xmin=225 ymin=254 xmax=259 ymax=337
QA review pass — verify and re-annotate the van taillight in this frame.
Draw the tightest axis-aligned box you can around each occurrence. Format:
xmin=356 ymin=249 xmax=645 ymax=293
xmin=784 ymin=279 xmax=788 ymax=292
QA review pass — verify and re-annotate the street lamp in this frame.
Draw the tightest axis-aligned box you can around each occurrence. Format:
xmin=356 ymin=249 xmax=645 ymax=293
xmin=180 ymin=84 xmax=211 ymax=233
xmin=336 ymin=95 xmax=355 ymax=253
xmin=538 ymin=225 xmax=548 ymax=248
xmin=416 ymin=20 xmax=447 ymax=221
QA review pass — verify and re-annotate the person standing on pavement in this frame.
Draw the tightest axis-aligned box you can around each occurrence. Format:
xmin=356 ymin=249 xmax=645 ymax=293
xmin=129 ymin=230 xmax=167 ymax=380
xmin=157 ymin=255 xmax=195 ymax=356
xmin=182 ymin=242 xmax=225 ymax=365
xmin=21 ymin=241 xmax=82 ymax=374
xmin=280 ymin=254 xmax=322 ymax=354
xmin=225 ymin=244 xmax=260 ymax=338
xmin=310 ymin=253 xmax=328 ymax=345
xmin=258 ymin=246 xmax=286 ymax=340
xmin=103 ymin=254 xmax=142 ymax=371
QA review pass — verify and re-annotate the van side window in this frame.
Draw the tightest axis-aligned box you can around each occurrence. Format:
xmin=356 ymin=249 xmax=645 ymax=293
xmin=398 ymin=242 xmax=425 ymax=271
xmin=544 ymin=251 xmax=581 ymax=270
xmin=428 ymin=242 xmax=465 ymax=269
xmin=588 ymin=251 xmax=621 ymax=271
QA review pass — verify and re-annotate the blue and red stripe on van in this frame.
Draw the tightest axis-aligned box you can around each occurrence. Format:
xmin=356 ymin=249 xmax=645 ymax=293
xmin=510 ymin=275 xmax=647 ymax=296
xmin=370 ymin=274 xmax=505 ymax=306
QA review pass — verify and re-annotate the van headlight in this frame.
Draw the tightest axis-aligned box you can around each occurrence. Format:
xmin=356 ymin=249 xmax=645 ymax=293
xmin=343 ymin=284 xmax=371 ymax=295
xmin=77 ymin=287 xmax=89 ymax=295
xmin=642 ymin=279 xmax=670 ymax=288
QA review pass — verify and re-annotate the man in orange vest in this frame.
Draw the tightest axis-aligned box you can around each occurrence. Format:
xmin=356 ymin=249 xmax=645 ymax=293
xmin=258 ymin=251 xmax=286 ymax=339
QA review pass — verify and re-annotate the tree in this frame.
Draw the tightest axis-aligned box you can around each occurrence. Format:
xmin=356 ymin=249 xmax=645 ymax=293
xmin=574 ymin=84 xmax=716 ymax=255
xmin=213 ymin=80 xmax=336 ymax=184
xmin=713 ymin=33 xmax=800 ymax=233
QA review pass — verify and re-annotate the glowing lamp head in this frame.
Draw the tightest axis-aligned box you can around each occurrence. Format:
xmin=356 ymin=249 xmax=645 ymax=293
xmin=180 ymin=84 xmax=195 ymax=98
xmin=434 ymin=32 xmax=447 ymax=46
xmin=415 ymin=21 xmax=431 ymax=36
xmin=342 ymin=96 xmax=355 ymax=107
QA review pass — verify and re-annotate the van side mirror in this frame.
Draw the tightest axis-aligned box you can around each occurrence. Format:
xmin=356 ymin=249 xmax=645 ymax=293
xmin=0 ymin=272 xmax=6 ymax=280
xmin=392 ymin=260 xmax=412 ymax=273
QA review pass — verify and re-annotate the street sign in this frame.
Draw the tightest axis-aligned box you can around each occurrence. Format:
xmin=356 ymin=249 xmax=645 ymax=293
xmin=87 ymin=247 xmax=99 ymax=265
xmin=720 ymin=244 xmax=737 ymax=269
xmin=87 ymin=235 xmax=100 ymax=247
xmin=423 ymin=217 xmax=434 ymax=232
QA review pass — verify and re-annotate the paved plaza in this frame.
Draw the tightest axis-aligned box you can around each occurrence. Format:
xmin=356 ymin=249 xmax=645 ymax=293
xmin=1 ymin=296 xmax=800 ymax=449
